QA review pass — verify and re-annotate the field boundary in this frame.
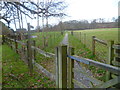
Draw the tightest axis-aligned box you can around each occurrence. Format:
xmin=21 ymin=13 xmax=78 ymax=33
xmin=56 ymin=45 xmax=120 ymax=88
xmin=3 ymin=36 xmax=56 ymax=81
xmin=2 ymin=33 xmax=120 ymax=88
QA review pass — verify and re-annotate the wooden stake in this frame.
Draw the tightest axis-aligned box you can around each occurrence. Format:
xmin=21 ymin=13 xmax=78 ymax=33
xmin=68 ymin=47 xmax=74 ymax=88
xmin=27 ymin=23 xmax=33 ymax=75
xmin=92 ymin=36 xmax=96 ymax=56
xmin=106 ymin=40 xmax=114 ymax=81
xmin=15 ymin=39 xmax=18 ymax=53
xmin=56 ymin=45 xmax=67 ymax=88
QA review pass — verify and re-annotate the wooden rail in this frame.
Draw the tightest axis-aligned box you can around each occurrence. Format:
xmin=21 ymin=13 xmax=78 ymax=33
xmin=4 ymin=35 xmax=120 ymax=88
xmin=5 ymin=37 xmax=55 ymax=58
xmin=92 ymin=36 xmax=107 ymax=56
xmin=68 ymin=55 xmax=120 ymax=75
xmin=113 ymin=45 xmax=120 ymax=49
xmin=55 ymin=43 xmax=120 ymax=88
xmin=94 ymin=37 xmax=107 ymax=46
xmin=32 ymin=60 xmax=55 ymax=80
xmin=73 ymin=68 xmax=103 ymax=85
xmin=31 ymin=46 xmax=55 ymax=58
xmin=4 ymin=36 xmax=56 ymax=81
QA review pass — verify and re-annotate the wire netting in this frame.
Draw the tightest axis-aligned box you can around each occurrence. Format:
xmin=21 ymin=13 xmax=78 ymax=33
xmin=72 ymin=31 xmax=108 ymax=62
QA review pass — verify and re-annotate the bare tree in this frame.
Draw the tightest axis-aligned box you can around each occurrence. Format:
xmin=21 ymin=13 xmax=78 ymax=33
xmin=0 ymin=0 xmax=67 ymax=30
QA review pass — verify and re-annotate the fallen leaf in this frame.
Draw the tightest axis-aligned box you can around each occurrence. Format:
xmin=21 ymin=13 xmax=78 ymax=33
xmin=34 ymin=86 xmax=37 ymax=88
xmin=37 ymin=80 xmax=41 ymax=82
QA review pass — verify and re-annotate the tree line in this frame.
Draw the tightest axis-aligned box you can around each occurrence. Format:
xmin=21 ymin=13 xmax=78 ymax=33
xmin=44 ymin=17 xmax=119 ymax=31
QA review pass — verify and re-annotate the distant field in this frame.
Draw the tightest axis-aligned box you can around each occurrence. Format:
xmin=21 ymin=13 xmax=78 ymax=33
xmin=69 ymin=28 xmax=118 ymax=62
xmin=75 ymin=28 xmax=118 ymax=43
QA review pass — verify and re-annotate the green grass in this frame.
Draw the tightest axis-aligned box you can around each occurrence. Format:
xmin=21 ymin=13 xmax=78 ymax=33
xmin=71 ymin=28 xmax=118 ymax=62
xmin=74 ymin=28 xmax=118 ymax=46
xmin=2 ymin=44 xmax=55 ymax=88
xmin=19 ymin=31 xmax=64 ymax=74
xmin=0 ymin=45 xmax=2 ymax=89
xmin=32 ymin=31 xmax=64 ymax=53
xmin=68 ymin=28 xmax=118 ymax=81
xmin=31 ymin=31 xmax=64 ymax=74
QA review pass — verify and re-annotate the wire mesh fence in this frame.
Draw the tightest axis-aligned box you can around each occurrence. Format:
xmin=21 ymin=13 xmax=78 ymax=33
xmin=95 ymin=41 xmax=107 ymax=63
xmin=70 ymin=31 xmax=108 ymax=62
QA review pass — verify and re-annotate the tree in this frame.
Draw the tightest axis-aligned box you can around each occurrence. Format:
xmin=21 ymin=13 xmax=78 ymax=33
xmin=0 ymin=0 xmax=67 ymax=30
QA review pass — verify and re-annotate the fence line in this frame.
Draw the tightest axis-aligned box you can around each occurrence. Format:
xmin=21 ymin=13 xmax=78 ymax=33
xmin=92 ymin=36 xmax=107 ymax=56
xmin=70 ymin=31 xmax=108 ymax=62
xmin=56 ymin=45 xmax=120 ymax=88
xmin=93 ymin=37 xmax=107 ymax=46
xmin=3 ymin=33 xmax=120 ymax=88
xmin=4 ymin=36 xmax=55 ymax=81
xmin=68 ymin=55 xmax=120 ymax=75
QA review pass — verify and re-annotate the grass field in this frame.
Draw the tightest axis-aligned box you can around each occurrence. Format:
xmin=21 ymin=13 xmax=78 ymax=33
xmin=2 ymin=31 xmax=64 ymax=88
xmin=68 ymin=28 xmax=118 ymax=81
xmin=69 ymin=28 xmax=118 ymax=62
xmin=2 ymin=44 xmax=55 ymax=88
xmin=2 ymin=28 xmax=118 ymax=86
xmin=19 ymin=31 xmax=64 ymax=74
xmin=32 ymin=31 xmax=64 ymax=53
xmin=31 ymin=32 xmax=64 ymax=74
xmin=0 ymin=45 xmax=2 ymax=89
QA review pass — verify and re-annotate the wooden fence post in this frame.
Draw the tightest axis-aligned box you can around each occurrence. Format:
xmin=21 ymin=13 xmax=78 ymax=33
xmin=54 ymin=33 xmax=55 ymax=43
xmin=33 ymin=40 xmax=36 ymax=60
xmin=71 ymin=31 xmax=73 ymax=36
xmin=50 ymin=35 xmax=52 ymax=47
xmin=79 ymin=32 xmax=81 ymax=41
xmin=2 ymin=35 xmax=5 ymax=45
xmin=10 ymin=39 xmax=12 ymax=49
xmin=106 ymin=40 xmax=114 ymax=81
xmin=15 ymin=39 xmax=18 ymax=53
xmin=55 ymin=47 xmax=59 ymax=88
xmin=5 ymin=37 xmax=8 ymax=45
xmin=92 ymin=36 xmax=96 ymax=56
xmin=27 ymin=23 xmax=33 ymax=75
xmin=43 ymin=36 xmax=45 ymax=48
xmin=68 ymin=47 xmax=74 ymax=88
xmin=56 ymin=45 xmax=67 ymax=88
xmin=84 ymin=33 xmax=86 ymax=47
xmin=113 ymin=44 xmax=120 ymax=88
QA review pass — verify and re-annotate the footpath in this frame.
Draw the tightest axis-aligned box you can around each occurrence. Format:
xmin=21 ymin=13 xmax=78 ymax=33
xmin=61 ymin=33 xmax=93 ymax=88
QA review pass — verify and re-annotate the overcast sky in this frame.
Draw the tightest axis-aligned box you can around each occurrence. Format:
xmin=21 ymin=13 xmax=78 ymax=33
xmin=36 ymin=0 xmax=119 ymax=28
xmin=2 ymin=0 xmax=120 ymax=30
xmin=33 ymin=0 xmax=119 ymax=28
xmin=63 ymin=0 xmax=119 ymax=21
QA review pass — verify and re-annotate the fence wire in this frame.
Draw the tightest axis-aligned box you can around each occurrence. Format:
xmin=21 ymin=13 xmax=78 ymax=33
xmin=95 ymin=41 xmax=107 ymax=63
xmin=72 ymin=31 xmax=108 ymax=63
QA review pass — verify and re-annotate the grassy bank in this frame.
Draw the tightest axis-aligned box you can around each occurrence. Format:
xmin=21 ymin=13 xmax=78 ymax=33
xmin=68 ymin=28 xmax=118 ymax=81
xmin=32 ymin=31 xmax=64 ymax=53
xmin=31 ymin=31 xmax=64 ymax=74
xmin=69 ymin=28 xmax=118 ymax=62
xmin=2 ymin=44 xmax=55 ymax=88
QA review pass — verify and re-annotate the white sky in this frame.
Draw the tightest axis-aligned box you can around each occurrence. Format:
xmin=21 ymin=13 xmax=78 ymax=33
xmin=63 ymin=0 xmax=119 ymax=21
xmin=1 ymin=0 xmax=120 ymax=30
xmin=33 ymin=0 xmax=119 ymax=29
xmin=36 ymin=0 xmax=119 ymax=27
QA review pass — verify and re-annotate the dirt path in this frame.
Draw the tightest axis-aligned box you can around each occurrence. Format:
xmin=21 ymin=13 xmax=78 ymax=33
xmin=61 ymin=33 xmax=93 ymax=88
xmin=60 ymin=33 xmax=68 ymax=45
